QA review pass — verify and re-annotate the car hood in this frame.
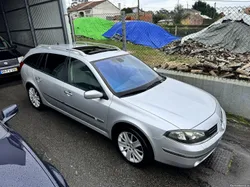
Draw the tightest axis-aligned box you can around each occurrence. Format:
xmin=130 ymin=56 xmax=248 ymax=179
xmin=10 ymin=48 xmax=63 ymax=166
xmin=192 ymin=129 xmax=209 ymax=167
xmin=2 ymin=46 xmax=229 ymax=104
xmin=123 ymin=78 xmax=216 ymax=129
xmin=0 ymin=133 xmax=56 ymax=187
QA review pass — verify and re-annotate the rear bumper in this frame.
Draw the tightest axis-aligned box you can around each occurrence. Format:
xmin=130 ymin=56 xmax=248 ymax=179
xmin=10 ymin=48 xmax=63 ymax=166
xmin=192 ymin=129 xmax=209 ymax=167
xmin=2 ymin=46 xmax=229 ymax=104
xmin=0 ymin=65 xmax=20 ymax=78
xmin=153 ymin=108 xmax=227 ymax=168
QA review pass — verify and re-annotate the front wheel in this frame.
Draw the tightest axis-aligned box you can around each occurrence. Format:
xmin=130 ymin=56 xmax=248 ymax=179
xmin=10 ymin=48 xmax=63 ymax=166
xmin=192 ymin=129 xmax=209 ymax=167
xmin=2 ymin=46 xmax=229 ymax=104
xmin=115 ymin=128 xmax=153 ymax=167
xmin=28 ymin=86 xmax=43 ymax=110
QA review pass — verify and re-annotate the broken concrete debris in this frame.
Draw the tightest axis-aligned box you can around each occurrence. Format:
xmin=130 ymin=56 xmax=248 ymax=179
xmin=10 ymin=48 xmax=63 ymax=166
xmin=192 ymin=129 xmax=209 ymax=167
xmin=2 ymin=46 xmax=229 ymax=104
xmin=159 ymin=40 xmax=250 ymax=81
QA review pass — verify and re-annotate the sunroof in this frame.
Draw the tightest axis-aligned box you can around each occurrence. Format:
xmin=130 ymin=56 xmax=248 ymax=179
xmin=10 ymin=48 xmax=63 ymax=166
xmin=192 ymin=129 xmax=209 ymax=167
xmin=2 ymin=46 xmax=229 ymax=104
xmin=74 ymin=46 xmax=118 ymax=55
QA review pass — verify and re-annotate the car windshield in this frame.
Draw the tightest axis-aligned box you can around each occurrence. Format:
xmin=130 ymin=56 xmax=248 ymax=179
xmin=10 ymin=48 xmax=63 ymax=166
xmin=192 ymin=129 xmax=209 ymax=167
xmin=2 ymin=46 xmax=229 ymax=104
xmin=93 ymin=55 xmax=162 ymax=96
xmin=0 ymin=37 xmax=11 ymax=50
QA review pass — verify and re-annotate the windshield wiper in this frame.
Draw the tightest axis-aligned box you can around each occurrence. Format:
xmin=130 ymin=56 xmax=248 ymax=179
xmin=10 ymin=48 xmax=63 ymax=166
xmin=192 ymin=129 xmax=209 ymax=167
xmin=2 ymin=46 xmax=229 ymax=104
xmin=120 ymin=88 xmax=148 ymax=97
xmin=120 ymin=77 xmax=166 ymax=97
xmin=146 ymin=77 xmax=166 ymax=90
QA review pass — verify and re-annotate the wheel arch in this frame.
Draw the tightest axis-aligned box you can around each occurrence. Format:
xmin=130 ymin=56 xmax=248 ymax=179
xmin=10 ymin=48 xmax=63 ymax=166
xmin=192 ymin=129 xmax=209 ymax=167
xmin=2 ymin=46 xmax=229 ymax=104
xmin=26 ymin=82 xmax=34 ymax=90
xmin=111 ymin=121 xmax=155 ymax=159
xmin=26 ymin=81 xmax=41 ymax=95
xmin=25 ymin=81 xmax=45 ymax=104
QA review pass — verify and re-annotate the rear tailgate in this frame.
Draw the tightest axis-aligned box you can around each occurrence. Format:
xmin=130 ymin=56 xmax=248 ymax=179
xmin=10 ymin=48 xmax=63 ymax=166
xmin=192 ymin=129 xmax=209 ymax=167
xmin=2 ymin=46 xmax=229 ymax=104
xmin=0 ymin=58 xmax=19 ymax=69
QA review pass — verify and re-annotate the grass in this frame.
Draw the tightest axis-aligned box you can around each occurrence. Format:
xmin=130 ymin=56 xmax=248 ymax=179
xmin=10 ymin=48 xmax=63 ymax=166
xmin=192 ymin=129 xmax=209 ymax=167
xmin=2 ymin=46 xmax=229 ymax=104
xmin=226 ymin=113 xmax=250 ymax=127
xmin=227 ymin=158 xmax=233 ymax=174
xmin=76 ymin=37 xmax=195 ymax=67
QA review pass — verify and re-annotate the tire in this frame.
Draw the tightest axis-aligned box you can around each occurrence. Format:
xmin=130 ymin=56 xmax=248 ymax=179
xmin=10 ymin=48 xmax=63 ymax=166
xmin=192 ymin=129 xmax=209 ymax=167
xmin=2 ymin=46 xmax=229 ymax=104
xmin=114 ymin=127 xmax=154 ymax=167
xmin=27 ymin=86 xmax=44 ymax=110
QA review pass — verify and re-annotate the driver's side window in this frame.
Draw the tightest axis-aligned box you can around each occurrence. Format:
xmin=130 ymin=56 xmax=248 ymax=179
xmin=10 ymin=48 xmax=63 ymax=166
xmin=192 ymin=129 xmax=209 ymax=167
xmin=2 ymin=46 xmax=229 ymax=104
xmin=69 ymin=58 xmax=102 ymax=92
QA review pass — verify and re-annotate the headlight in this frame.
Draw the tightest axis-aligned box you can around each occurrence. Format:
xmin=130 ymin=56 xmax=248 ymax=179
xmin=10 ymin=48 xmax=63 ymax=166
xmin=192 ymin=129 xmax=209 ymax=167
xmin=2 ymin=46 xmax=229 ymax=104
xmin=164 ymin=130 xmax=206 ymax=144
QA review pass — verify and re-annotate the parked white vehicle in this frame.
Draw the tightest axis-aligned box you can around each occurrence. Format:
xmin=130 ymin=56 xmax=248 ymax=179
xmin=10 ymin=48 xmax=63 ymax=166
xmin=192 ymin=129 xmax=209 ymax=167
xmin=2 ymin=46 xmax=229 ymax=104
xmin=21 ymin=43 xmax=227 ymax=168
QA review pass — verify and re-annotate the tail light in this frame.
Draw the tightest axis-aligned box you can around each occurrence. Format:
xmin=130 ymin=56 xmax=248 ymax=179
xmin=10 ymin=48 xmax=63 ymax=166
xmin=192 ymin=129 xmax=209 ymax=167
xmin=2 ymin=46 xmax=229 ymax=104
xmin=18 ymin=56 xmax=24 ymax=63
xmin=20 ymin=61 xmax=24 ymax=69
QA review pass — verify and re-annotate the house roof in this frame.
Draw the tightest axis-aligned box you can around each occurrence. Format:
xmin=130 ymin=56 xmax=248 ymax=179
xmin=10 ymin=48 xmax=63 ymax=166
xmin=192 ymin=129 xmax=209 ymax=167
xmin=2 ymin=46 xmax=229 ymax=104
xmin=183 ymin=8 xmax=201 ymax=15
xmin=201 ymin=15 xmax=212 ymax=20
xmin=68 ymin=0 xmax=105 ymax=12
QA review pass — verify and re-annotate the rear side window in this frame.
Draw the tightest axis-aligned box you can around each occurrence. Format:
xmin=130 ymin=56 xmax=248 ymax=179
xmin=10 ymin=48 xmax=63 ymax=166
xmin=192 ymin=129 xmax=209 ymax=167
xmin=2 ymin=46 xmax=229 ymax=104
xmin=24 ymin=54 xmax=42 ymax=68
xmin=42 ymin=54 xmax=68 ymax=79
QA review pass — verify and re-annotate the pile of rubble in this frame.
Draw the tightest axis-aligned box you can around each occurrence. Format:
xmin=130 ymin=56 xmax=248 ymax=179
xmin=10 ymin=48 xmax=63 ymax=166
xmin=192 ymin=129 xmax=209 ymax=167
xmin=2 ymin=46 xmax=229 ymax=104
xmin=159 ymin=40 xmax=250 ymax=80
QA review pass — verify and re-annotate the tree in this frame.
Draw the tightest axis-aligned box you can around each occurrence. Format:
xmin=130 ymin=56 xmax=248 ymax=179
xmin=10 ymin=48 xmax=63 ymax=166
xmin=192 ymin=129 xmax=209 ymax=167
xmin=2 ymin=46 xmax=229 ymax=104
xmin=173 ymin=5 xmax=185 ymax=24
xmin=193 ymin=1 xmax=219 ymax=19
xmin=157 ymin=9 xmax=170 ymax=15
xmin=121 ymin=8 xmax=133 ymax=14
xmin=153 ymin=8 xmax=170 ymax=23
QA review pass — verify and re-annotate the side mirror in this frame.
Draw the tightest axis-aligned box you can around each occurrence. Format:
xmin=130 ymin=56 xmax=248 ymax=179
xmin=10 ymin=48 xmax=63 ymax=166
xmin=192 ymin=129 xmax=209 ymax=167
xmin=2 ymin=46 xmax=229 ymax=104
xmin=1 ymin=104 xmax=18 ymax=124
xmin=84 ymin=90 xmax=103 ymax=99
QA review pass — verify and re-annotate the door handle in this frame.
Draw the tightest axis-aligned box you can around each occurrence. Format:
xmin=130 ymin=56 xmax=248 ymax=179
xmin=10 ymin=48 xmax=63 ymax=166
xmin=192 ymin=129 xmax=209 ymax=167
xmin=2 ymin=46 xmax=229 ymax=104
xmin=64 ymin=90 xmax=73 ymax=96
xmin=35 ymin=77 xmax=42 ymax=83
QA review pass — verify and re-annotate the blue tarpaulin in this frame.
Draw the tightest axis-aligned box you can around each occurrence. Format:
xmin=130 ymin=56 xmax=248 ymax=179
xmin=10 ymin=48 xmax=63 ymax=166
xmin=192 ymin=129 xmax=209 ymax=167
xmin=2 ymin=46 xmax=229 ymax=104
xmin=103 ymin=21 xmax=179 ymax=49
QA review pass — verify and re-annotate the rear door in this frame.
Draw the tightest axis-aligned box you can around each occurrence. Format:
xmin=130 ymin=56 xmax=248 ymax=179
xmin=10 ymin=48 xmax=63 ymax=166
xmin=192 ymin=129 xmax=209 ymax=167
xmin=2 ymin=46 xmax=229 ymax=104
xmin=22 ymin=53 xmax=43 ymax=82
xmin=33 ymin=53 xmax=69 ymax=109
xmin=61 ymin=57 xmax=111 ymax=131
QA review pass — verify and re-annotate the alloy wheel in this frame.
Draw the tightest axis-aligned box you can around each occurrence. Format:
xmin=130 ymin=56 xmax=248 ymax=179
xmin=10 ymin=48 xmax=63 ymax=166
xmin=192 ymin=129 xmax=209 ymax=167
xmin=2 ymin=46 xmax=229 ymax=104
xmin=29 ymin=87 xmax=41 ymax=108
xmin=118 ymin=131 xmax=144 ymax=163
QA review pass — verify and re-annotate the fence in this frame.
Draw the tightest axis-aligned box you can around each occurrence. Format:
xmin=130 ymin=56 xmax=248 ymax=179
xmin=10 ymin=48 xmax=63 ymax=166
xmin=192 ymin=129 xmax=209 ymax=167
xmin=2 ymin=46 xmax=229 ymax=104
xmin=162 ymin=25 xmax=208 ymax=37
xmin=69 ymin=6 xmax=250 ymax=80
xmin=68 ymin=11 xmax=167 ymax=67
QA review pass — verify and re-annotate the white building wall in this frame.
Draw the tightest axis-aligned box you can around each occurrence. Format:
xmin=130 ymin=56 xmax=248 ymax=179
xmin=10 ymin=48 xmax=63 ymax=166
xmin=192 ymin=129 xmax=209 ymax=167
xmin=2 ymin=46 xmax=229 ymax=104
xmin=92 ymin=1 xmax=120 ymax=16
xmin=70 ymin=1 xmax=120 ymax=19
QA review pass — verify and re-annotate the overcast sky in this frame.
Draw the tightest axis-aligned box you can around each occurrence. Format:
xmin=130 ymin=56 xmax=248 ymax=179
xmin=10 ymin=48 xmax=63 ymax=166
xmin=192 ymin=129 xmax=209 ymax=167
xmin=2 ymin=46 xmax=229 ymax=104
xmin=66 ymin=0 xmax=250 ymax=11
xmin=109 ymin=0 xmax=250 ymax=11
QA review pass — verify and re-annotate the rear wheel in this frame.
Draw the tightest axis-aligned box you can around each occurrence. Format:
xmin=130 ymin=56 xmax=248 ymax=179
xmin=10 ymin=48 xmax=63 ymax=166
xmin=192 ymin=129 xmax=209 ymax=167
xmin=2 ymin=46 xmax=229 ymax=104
xmin=114 ymin=127 xmax=153 ymax=167
xmin=28 ymin=86 xmax=43 ymax=110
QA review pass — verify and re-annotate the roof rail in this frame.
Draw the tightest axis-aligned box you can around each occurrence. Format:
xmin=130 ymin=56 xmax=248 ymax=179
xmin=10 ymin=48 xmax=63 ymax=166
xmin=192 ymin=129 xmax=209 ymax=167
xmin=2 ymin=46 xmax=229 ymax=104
xmin=36 ymin=45 xmax=86 ymax=56
xmin=36 ymin=44 xmax=50 ymax=48
xmin=76 ymin=41 xmax=121 ymax=51
xmin=66 ymin=48 xmax=86 ymax=56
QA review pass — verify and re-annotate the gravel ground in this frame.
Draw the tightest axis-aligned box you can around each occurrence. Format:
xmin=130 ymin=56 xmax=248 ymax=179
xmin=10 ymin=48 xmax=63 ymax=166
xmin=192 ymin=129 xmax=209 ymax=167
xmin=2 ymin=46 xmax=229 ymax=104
xmin=0 ymin=77 xmax=250 ymax=187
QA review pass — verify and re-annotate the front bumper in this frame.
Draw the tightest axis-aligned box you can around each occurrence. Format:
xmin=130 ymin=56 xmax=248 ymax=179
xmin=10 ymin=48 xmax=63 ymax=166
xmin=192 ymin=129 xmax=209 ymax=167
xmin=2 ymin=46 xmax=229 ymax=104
xmin=153 ymin=108 xmax=227 ymax=168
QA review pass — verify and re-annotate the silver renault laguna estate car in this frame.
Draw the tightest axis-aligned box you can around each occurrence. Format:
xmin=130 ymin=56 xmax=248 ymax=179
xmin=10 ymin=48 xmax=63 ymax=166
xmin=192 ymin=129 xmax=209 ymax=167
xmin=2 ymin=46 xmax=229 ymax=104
xmin=21 ymin=43 xmax=226 ymax=168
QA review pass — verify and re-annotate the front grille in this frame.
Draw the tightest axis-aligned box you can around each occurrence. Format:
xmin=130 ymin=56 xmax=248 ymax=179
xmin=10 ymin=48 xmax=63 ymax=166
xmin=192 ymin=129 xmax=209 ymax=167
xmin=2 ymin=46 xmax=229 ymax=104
xmin=0 ymin=58 xmax=19 ymax=68
xmin=205 ymin=124 xmax=218 ymax=138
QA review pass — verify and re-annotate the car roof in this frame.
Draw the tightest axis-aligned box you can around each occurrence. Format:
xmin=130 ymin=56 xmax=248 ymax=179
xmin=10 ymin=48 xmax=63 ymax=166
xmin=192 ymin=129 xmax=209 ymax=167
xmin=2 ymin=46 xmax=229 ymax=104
xmin=29 ymin=43 xmax=129 ymax=62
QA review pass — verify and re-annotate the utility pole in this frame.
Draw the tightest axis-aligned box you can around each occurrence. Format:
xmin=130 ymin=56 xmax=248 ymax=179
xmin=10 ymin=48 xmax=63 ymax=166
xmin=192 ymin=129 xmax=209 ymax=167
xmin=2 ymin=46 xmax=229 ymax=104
xmin=213 ymin=2 xmax=217 ymax=19
xmin=137 ymin=0 xmax=140 ymax=20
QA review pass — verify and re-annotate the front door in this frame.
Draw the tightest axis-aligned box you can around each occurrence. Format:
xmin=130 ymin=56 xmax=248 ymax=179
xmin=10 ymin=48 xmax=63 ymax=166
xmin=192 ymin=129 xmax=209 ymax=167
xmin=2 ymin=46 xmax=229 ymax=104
xmin=62 ymin=57 xmax=111 ymax=131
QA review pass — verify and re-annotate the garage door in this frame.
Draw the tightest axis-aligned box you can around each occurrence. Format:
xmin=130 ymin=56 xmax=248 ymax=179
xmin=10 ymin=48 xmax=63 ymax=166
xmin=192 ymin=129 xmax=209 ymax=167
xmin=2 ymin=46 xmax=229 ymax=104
xmin=0 ymin=0 xmax=69 ymax=55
